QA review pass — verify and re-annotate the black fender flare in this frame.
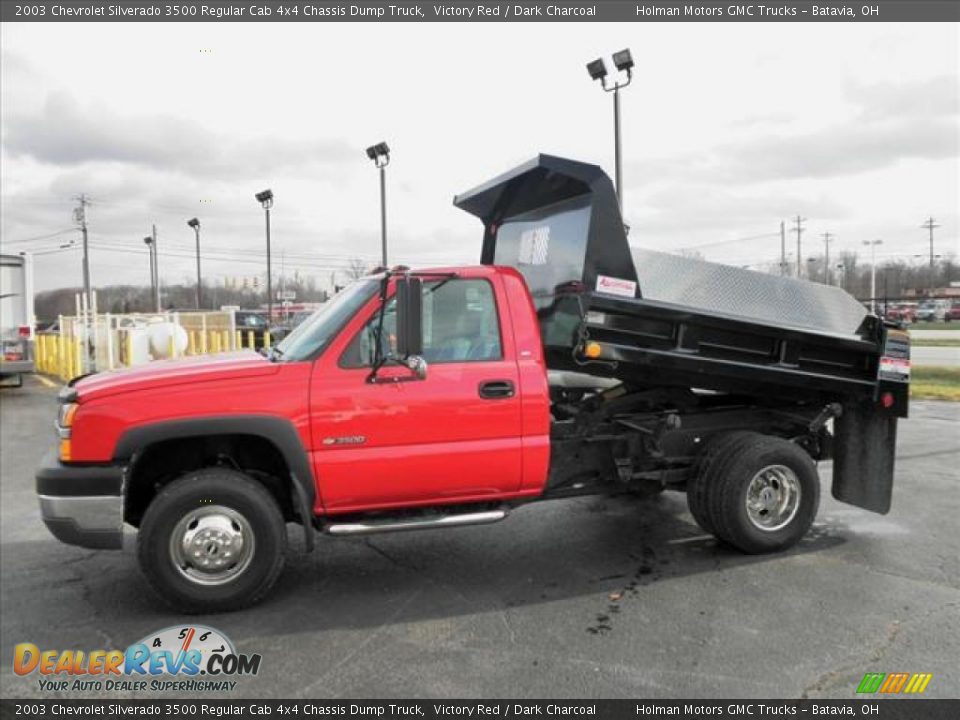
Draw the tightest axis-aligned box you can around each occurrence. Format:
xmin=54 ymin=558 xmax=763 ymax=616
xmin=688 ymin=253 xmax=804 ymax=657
xmin=114 ymin=415 xmax=316 ymax=551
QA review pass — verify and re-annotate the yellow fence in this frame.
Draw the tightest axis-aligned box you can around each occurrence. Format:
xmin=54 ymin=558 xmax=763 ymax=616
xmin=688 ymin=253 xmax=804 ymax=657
xmin=35 ymin=311 xmax=272 ymax=383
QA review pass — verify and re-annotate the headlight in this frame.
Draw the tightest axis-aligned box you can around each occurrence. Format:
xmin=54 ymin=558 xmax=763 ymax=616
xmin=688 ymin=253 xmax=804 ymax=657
xmin=56 ymin=402 xmax=78 ymax=462
xmin=57 ymin=403 xmax=78 ymax=436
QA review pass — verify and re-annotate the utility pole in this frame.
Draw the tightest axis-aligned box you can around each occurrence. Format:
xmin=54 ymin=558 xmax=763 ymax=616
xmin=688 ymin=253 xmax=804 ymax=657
xmin=152 ymin=224 xmax=160 ymax=312
xmin=792 ymin=215 xmax=805 ymax=278
xmin=586 ymin=49 xmax=634 ymax=213
xmin=379 ymin=161 xmax=388 ymax=268
xmin=255 ymin=190 xmax=274 ymax=323
xmin=863 ymin=239 xmax=883 ymax=314
xmin=820 ymin=232 xmax=834 ymax=285
xmin=188 ymin=218 xmax=201 ymax=309
xmin=72 ymin=194 xmax=92 ymax=315
xmin=780 ymin=221 xmax=787 ymax=276
xmin=143 ymin=236 xmax=156 ymax=307
xmin=365 ymin=144 xmax=390 ymax=268
xmin=921 ymin=217 xmax=940 ymax=297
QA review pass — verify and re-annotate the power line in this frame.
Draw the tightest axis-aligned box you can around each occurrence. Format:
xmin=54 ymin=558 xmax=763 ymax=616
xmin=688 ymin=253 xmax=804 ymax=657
xmin=678 ymin=231 xmax=779 ymax=252
xmin=1 ymin=229 xmax=78 ymax=246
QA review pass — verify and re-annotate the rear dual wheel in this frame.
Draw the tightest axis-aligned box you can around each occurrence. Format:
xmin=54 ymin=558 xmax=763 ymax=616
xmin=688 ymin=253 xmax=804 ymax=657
xmin=687 ymin=432 xmax=819 ymax=553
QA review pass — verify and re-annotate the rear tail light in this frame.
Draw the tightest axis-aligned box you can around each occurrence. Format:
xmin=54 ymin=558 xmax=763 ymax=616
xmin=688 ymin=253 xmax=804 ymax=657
xmin=17 ymin=325 xmax=30 ymax=338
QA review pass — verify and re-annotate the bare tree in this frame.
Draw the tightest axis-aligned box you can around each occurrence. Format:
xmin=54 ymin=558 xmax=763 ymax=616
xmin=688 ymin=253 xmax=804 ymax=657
xmin=345 ymin=257 xmax=370 ymax=280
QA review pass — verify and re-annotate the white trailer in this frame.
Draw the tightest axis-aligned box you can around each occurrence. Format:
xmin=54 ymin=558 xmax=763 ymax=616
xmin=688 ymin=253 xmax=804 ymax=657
xmin=0 ymin=253 xmax=35 ymax=385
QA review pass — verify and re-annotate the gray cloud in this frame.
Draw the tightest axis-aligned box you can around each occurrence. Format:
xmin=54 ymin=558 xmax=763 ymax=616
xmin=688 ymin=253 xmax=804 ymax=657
xmin=4 ymin=92 xmax=354 ymax=178
xmin=714 ymin=117 xmax=957 ymax=182
xmin=635 ymin=75 xmax=960 ymax=186
xmin=630 ymin=184 xmax=848 ymax=241
xmin=848 ymin=75 xmax=959 ymax=121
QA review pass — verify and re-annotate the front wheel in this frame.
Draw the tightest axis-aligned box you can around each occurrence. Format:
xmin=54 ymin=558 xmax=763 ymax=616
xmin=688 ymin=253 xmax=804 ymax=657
xmin=137 ymin=467 xmax=286 ymax=613
xmin=690 ymin=434 xmax=820 ymax=554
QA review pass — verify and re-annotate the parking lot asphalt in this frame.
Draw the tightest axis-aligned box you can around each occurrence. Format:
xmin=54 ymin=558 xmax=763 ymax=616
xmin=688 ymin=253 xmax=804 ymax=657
xmin=1 ymin=376 xmax=958 ymax=700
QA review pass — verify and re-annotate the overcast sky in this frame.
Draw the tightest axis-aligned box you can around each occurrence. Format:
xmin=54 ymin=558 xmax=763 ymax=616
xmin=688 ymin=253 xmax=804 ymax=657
xmin=1 ymin=21 xmax=957 ymax=293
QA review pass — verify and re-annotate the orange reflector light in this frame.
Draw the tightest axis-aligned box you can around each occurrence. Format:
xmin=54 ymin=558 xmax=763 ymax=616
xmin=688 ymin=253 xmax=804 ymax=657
xmin=881 ymin=392 xmax=894 ymax=408
xmin=59 ymin=439 xmax=72 ymax=462
xmin=584 ymin=342 xmax=603 ymax=359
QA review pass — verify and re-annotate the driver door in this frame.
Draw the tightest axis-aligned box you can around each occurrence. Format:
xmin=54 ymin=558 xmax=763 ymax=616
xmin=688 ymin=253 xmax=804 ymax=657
xmin=309 ymin=275 xmax=523 ymax=513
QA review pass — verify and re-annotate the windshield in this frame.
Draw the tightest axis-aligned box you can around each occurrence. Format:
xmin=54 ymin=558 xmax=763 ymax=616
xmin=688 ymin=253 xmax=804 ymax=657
xmin=274 ymin=279 xmax=379 ymax=362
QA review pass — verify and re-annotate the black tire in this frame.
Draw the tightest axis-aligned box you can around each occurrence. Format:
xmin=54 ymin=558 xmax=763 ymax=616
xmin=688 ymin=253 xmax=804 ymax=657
xmin=687 ymin=431 xmax=761 ymax=535
xmin=137 ymin=467 xmax=286 ymax=613
xmin=705 ymin=435 xmax=820 ymax=553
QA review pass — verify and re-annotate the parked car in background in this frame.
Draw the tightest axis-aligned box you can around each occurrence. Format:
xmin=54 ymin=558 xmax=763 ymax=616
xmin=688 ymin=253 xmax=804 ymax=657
xmin=917 ymin=302 xmax=937 ymax=322
xmin=944 ymin=302 xmax=960 ymax=322
xmin=885 ymin=303 xmax=917 ymax=324
xmin=234 ymin=310 xmax=270 ymax=347
xmin=268 ymin=311 xmax=313 ymax=344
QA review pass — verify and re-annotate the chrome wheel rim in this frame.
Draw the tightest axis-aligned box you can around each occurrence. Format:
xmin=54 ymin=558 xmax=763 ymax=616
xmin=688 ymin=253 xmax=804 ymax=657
xmin=744 ymin=465 xmax=801 ymax=532
xmin=169 ymin=505 xmax=255 ymax=586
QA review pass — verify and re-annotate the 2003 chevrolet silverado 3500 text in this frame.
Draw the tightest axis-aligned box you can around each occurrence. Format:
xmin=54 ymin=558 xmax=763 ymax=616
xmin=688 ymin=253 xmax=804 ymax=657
xmin=36 ymin=157 xmax=910 ymax=611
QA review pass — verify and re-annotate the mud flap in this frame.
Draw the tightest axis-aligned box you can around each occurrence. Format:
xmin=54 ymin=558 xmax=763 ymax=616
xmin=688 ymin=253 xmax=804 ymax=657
xmin=832 ymin=401 xmax=898 ymax=514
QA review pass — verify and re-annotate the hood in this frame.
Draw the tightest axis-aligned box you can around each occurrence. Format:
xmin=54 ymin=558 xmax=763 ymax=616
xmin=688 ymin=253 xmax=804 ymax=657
xmin=74 ymin=350 xmax=280 ymax=402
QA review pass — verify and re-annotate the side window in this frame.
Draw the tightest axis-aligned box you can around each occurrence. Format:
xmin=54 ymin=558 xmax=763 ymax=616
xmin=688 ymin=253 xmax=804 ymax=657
xmin=339 ymin=298 xmax=397 ymax=368
xmin=340 ymin=279 xmax=502 ymax=368
xmin=422 ymin=279 xmax=501 ymax=363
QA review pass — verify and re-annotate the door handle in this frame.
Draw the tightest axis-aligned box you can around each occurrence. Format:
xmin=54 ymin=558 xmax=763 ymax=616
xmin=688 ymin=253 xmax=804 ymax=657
xmin=478 ymin=380 xmax=515 ymax=399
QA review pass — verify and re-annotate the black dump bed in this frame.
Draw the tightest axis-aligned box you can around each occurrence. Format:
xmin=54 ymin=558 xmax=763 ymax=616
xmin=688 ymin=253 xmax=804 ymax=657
xmin=454 ymin=155 xmax=909 ymax=415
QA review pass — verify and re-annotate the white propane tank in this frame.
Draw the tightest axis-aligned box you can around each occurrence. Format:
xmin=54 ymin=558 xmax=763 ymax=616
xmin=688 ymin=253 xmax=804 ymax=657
xmin=147 ymin=319 xmax=188 ymax=359
xmin=126 ymin=326 xmax=153 ymax=366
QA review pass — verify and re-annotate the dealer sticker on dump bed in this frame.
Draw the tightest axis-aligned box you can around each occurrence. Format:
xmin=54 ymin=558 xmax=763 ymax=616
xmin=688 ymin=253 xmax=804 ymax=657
xmin=596 ymin=275 xmax=637 ymax=298
xmin=879 ymin=329 xmax=910 ymax=382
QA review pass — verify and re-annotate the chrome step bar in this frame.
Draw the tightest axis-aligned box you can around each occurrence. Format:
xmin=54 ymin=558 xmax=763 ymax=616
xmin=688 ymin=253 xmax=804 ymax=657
xmin=324 ymin=509 xmax=508 ymax=537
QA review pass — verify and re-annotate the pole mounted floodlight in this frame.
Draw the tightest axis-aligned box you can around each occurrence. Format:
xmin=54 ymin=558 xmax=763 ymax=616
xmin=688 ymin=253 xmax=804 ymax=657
xmin=586 ymin=58 xmax=607 ymax=81
xmin=187 ymin=218 xmax=202 ymax=309
xmin=587 ymin=48 xmax=634 ymax=213
xmin=366 ymin=142 xmax=391 ymax=268
xmin=366 ymin=142 xmax=390 ymax=168
xmin=612 ymin=49 xmax=634 ymax=72
xmin=256 ymin=189 xmax=274 ymax=325
xmin=255 ymin=189 xmax=274 ymax=209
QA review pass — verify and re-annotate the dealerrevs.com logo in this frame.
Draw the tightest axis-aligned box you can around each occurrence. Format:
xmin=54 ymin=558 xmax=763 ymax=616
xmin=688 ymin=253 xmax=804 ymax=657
xmin=13 ymin=625 xmax=261 ymax=693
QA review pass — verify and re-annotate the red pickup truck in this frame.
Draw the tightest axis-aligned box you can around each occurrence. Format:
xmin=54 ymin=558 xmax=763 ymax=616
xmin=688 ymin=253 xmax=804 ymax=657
xmin=37 ymin=156 xmax=908 ymax=612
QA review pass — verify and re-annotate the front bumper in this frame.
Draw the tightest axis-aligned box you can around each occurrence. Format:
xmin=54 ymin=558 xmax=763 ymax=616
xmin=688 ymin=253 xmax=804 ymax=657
xmin=35 ymin=450 xmax=125 ymax=549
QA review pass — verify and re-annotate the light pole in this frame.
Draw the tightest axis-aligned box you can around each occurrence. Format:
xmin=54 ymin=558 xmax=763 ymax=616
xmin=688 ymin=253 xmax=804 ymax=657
xmin=365 ymin=142 xmax=390 ymax=268
xmin=143 ymin=236 xmax=156 ymax=310
xmin=863 ymin=239 xmax=883 ymax=314
xmin=587 ymin=48 xmax=633 ymax=212
xmin=187 ymin=218 xmax=202 ymax=309
xmin=255 ymin=189 xmax=274 ymax=323
xmin=835 ymin=263 xmax=846 ymax=291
